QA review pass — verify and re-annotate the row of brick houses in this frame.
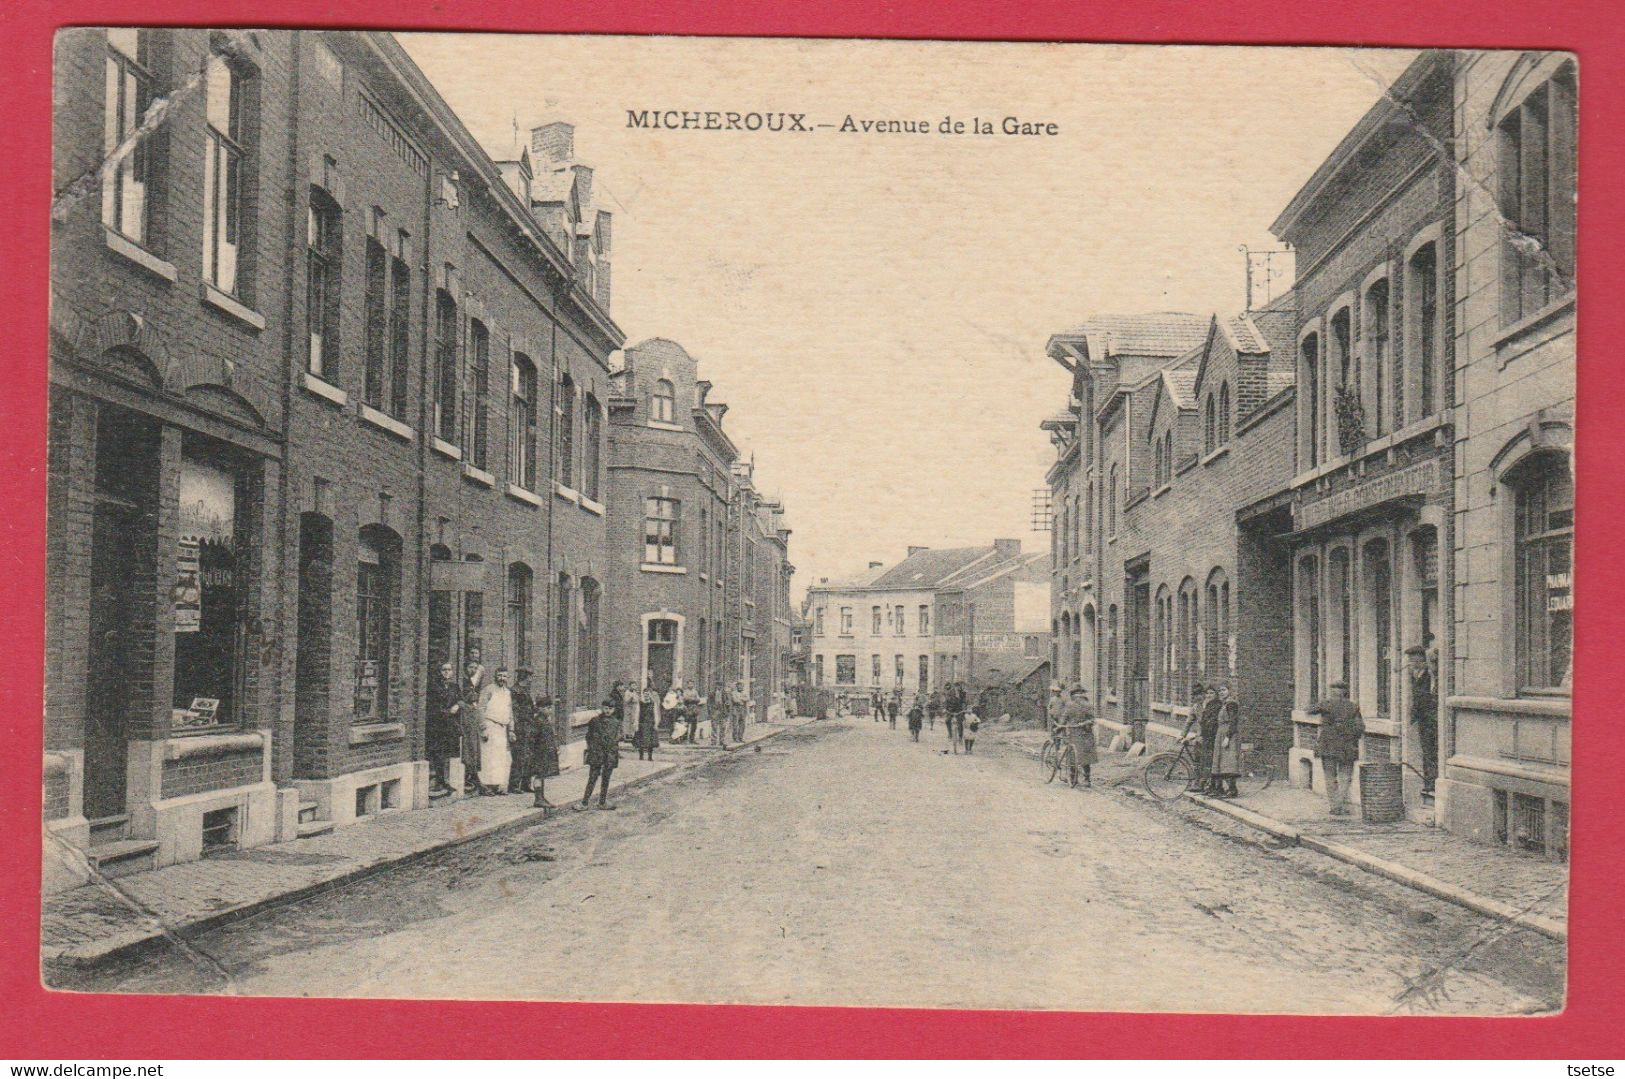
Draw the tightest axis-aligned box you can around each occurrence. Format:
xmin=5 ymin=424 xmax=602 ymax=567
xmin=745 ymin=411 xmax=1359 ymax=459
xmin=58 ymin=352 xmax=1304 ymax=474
xmin=1041 ymin=49 xmax=1574 ymax=857
xmin=45 ymin=27 xmax=793 ymax=889
xmin=803 ymin=541 xmax=1049 ymax=701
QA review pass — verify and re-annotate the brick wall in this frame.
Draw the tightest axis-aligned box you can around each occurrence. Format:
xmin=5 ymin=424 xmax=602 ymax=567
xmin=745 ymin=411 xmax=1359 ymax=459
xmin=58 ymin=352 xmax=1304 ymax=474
xmin=161 ymin=748 xmax=263 ymax=799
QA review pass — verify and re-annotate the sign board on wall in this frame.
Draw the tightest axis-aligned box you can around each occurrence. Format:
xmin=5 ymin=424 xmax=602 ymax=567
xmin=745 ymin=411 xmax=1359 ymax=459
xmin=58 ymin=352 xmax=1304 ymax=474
xmin=1294 ymin=458 xmax=1441 ymax=532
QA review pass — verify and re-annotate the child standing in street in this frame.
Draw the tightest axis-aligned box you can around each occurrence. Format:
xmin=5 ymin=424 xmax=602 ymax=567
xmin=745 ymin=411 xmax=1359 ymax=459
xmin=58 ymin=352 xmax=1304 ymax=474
xmin=907 ymin=699 xmax=924 ymax=741
xmin=963 ymin=710 xmax=980 ymax=754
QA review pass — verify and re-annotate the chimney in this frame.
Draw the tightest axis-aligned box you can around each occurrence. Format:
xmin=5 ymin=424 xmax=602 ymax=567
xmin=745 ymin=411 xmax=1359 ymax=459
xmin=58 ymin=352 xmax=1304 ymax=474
xmin=994 ymin=538 xmax=1021 ymax=561
xmin=571 ymin=164 xmax=594 ymax=209
xmin=531 ymin=121 xmax=574 ymax=165
xmin=820 ymin=577 xmax=829 ymax=585
xmin=907 ymin=546 xmax=929 ymax=557
xmin=868 ymin=561 xmax=884 ymax=570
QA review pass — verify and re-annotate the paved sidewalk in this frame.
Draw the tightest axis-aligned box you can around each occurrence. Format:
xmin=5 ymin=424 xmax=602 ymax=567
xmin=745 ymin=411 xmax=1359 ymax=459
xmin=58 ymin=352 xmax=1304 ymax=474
xmin=988 ymin=725 xmax=1568 ymax=940
xmin=43 ymin=716 xmax=814 ymax=967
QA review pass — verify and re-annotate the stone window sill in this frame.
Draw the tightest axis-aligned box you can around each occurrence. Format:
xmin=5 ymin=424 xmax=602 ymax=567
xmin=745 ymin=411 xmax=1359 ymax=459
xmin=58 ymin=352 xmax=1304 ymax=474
xmin=554 ymin=483 xmax=581 ymax=505
xmin=302 ymin=372 xmax=348 ymax=407
xmin=648 ymin=419 xmax=685 ymax=432
xmin=349 ymin=721 xmax=405 ymax=746
xmin=201 ymin=281 xmax=267 ymax=331
xmin=359 ymin=404 xmax=414 ymax=441
xmin=1290 ymin=411 xmax=1451 ymax=490
xmin=164 ymin=730 xmax=265 ymax=760
xmin=432 ymin=437 xmax=462 ymax=460
xmin=506 ymin=483 xmax=544 ymax=507
xmin=462 ymin=463 xmax=496 ymax=488
xmin=1201 ymin=445 xmax=1230 ymax=467
xmin=1151 ymin=483 xmax=1171 ymax=500
xmin=579 ymin=494 xmax=605 ymax=516
xmin=641 ymin=563 xmax=687 ymax=575
xmin=1494 ymin=294 xmax=1575 ymax=364
xmin=104 ymin=227 xmax=177 ymax=283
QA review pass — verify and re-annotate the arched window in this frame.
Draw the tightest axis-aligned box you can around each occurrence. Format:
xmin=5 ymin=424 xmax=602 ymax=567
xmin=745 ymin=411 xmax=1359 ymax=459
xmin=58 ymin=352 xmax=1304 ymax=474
xmin=1203 ymin=395 xmax=1216 ymax=455
xmin=506 ymin=563 xmax=533 ymax=669
xmin=1176 ymin=579 xmax=1199 ymax=706
xmin=1364 ymin=537 xmax=1394 ymax=715
xmin=356 ymin=526 xmax=401 ymax=720
xmin=1300 ymin=332 xmax=1321 ymax=467
xmin=652 ymin=378 xmax=675 ymax=423
xmin=1365 ymin=278 xmax=1391 ymax=437
xmin=1407 ymin=241 xmax=1439 ymax=420
xmin=1498 ymin=61 xmax=1576 ymax=325
xmin=556 ymin=373 xmax=576 ymax=488
xmin=467 ymin=320 xmax=491 ymax=470
xmin=1205 ymin=568 xmax=1230 ymax=683
xmin=433 ymin=290 xmax=459 ymax=442
xmin=1328 ymin=547 xmax=1352 ymax=690
xmin=553 ymin=573 xmax=573 ymax=713
xmin=1217 ymin=382 xmax=1231 ymax=445
xmin=1084 ymin=480 xmax=1093 ymax=552
xmin=582 ymin=394 xmax=602 ymax=500
xmin=1512 ymin=452 xmax=1573 ymax=691
xmin=576 ymin=577 xmax=600 ymax=702
xmin=1298 ymin=554 xmax=1321 ymax=705
xmin=306 ymin=188 xmax=342 ymax=379
xmin=1106 ymin=604 xmax=1119 ymax=697
xmin=509 ymin=353 xmax=537 ymax=490
xmin=1153 ymin=584 xmax=1171 ymax=702
xmin=1107 ymin=465 xmax=1119 ymax=535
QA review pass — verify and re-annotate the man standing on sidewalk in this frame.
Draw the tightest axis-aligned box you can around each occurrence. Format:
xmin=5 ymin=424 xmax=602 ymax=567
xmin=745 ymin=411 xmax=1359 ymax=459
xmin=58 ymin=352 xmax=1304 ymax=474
xmin=1405 ymin=644 xmax=1439 ymax=794
xmin=730 ymin=680 xmax=748 ymax=743
xmin=1309 ymin=680 xmax=1365 ymax=816
xmin=579 ymin=698 xmax=620 ymax=811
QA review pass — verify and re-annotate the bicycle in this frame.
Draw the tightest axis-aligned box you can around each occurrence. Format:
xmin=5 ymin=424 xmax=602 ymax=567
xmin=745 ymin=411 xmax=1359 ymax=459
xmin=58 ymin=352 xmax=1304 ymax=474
xmin=1144 ymin=736 xmax=1275 ymax=801
xmin=1042 ymin=723 xmax=1086 ymax=788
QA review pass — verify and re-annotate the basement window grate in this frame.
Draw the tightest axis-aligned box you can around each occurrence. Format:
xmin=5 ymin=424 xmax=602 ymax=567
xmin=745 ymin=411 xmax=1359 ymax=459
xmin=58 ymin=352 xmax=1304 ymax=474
xmin=201 ymin=806 xmax=239 ymax=855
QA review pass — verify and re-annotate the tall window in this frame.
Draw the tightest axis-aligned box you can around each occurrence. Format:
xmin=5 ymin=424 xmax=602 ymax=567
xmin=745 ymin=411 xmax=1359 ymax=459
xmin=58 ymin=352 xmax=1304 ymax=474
xmin=467 ymin=320 xmax=490 ymax=469
xmin=582 ymin=395 xmax=602 ymax=500
xmin=918 ymin=655 xmax=929 ymax=694
xmin=836 ymin=655 xmax=856 ymax=685
xmin=576 ymin=579 xmax=600 ymax=702
xmin=1106 ymin=604 xmax=1119 ymax=696
xmin=104 ymin=30 xmax=154 ymax=244
xmin=1366 ymin=279 xmax=1391 ymax=437
xmin=509 ymin=354 xmax=538 ymax=490
xmin=872 ymin=606 xmax=882 ymax=635
xmin=1301 ymin=333 xmax=1321 ymax=468
xmin=1153 ymin=586 xmax=1170 ymax=702
xmin=815 ymin=607 xmax=825 ymax=636
xmin=1084 ymin=480 xmax=1093 ymax=552
xmin=644 ymin=496 xmax=679 ymax=564
xmin=895 ymin=605 xmax=905 ymax=635
xmin=1177 ymin=581 xmax=1199 ymax=706
xmin=1217 ymin=383 xmax=1231 ymax=445
xmin=203 ymin=47 xmax=249 ymax=297
xmin=355 ymin=530 xmax=397 ymax=720
xmin=434 ymin=291 xmax=459 ymax=442
xmin=1365 ymin=539 xmax=1393 ymax=716
xmin=305 ymin=191 xmax=340 ymax=378
xmin=1409 ymin=242 xmax=1439 ymax=420
xmin=871 ymin=654 xmax=882 ymax=685
xmin=698 ymin=508 xmax=710 ymax=575
xmin=1107 ymin=465 xmax=1119 ymax=535
xmin=389 ymin=244 xmax=411 ymax=418
xmin=1513 ymin=453 xmax=1573 ymax=691
xmin=1203 ymin=396 xmax=1216 ymax=455
xmin=363 ymin=237 xmax=388 ymax=406
xmin=919 ymin=604 xmax=930 ymax=635
xmin=1331 ymin=308 xmax=1355 ymax=398
xmin=556 ymin=374 xmax=575 ymax=488
xmin=506 ymin=563 xmax=532 ymax=669
xmin=652 ymin=379 xmax=675 ymax=423
xmin=1328 ymin=547 xmax=1352 ymax=690
xmin=1204 ymin=569 xmax=1231 ymax=680
xmin=1299 ymin=555 xmax=1320 ymax=704
xmin=895 ymin=655 xmax=904 ymax=684
xmin=1499 ymin=65 xmax=1577 ymax=325
xmin=840 ymin=607 xmax=853 ymax=635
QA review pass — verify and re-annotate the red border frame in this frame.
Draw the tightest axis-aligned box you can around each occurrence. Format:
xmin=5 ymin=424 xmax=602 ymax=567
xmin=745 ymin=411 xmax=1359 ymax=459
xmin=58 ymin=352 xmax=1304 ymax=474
xmin=3 ymin=0 xmax=1622 ymax=1059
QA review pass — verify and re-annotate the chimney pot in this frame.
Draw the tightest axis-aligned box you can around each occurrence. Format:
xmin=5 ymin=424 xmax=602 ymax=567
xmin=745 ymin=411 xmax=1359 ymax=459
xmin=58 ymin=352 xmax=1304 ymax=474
xmin=907 ymin=546 xmax=929 ymax=556
xmin=868 ymin=561 xmax=884 ymax=570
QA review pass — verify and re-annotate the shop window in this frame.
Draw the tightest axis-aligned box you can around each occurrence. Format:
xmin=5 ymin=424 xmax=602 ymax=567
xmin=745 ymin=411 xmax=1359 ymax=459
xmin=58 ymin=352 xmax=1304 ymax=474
xmin=1411 ymin=527 xmax=1440 ymax=658
xmin=836 ymin=654 xmax=856 ymax=685
xmin=509 ymin=354 xmax=538 ymax=490
xmin=1512 ymin=452 xmax=1573 ymax=692
xmin=1499 ymin=64 xmax=1577 ymax=325
xmin=355 ymin=528 xmax=399 ymax=720
xmin=172 ymin=454 xmax=244 ymax=732
xmin=305 ymin=188 xmax=341 ymax=378
xmin=103 ymin=29 xmax=155 ymax=246
xmin=1328 ymin=547 xmax=1352 ymax=690
xmin=467 ymin=320 xmax=490 ymax=469
xmin=643 ymin=496 xmax=679 ymax=565
xmin=433 ymin=290 xmax=459 ymax=442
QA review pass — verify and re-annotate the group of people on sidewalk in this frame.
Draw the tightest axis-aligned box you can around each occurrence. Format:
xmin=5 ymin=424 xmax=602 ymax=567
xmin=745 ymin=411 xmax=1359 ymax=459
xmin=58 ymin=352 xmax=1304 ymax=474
xmin=428 ymin=659 xmax=561 ymax=808
xmin=1174 ymin=682 xmax=1243 ymax=798
xmin=610 ymin=677 xmax=752 ymax=759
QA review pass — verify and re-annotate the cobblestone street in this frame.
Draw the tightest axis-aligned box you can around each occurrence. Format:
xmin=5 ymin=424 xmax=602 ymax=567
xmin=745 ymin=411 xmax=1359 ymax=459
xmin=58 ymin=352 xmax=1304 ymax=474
xmin=52 ymin=718 xmax=1565 ymax=1015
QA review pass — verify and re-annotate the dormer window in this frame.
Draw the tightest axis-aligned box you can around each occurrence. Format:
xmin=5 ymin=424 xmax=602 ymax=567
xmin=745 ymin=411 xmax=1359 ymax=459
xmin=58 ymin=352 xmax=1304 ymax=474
xmin=652 ymin=379 xmax=675 ymax=423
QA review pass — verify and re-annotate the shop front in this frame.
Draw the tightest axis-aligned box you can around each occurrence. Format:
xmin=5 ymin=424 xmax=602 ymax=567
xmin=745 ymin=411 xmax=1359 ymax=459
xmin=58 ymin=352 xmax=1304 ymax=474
xmin=1289 ymin=452 xmax=1447 ymax=819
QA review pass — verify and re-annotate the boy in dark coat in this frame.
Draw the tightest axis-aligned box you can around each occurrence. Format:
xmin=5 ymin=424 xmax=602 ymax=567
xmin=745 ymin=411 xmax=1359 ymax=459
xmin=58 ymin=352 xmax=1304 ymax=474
xmin=580 ymin=699 xmax=621 ymax=811
xmin=907 ymin=699 xmax=924 ymax=741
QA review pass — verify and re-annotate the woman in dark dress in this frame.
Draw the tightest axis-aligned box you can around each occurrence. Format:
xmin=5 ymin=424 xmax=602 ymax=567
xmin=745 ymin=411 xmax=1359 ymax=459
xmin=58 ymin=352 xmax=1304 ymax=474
xmin=527 ymin=688 xmax=561 ymax=808
xmin=1209 ymin=683 xmax=1242 ymax=798
xmin=634 ymin=684 xmax=660 ymax=761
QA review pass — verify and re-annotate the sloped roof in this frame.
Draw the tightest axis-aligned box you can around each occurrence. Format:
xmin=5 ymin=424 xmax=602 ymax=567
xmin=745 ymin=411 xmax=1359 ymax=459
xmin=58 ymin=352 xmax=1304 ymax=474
xmin=1163 ymin=367 xmax=1199 ymax=410
xmin=870 ymin=546 xmax=993 ymax=590
xmin=943 ymin=551 xmax=1047 ymax=591
xmin=1220 ymin=314 xmax=1271 ymax=355
xmin=816 ymin=563 xmax=893 ymax=591
xmin=1052 ymin=312 xmax=1211 ymax=359
xmin=1263 ymin=370 xmax=1296 ymax=399
xmin=531 ymin=167 xmax=577 ymax=204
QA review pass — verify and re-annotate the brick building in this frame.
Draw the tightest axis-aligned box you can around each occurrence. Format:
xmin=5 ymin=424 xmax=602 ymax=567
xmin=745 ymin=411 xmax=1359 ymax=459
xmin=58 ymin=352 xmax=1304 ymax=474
xmin=45 ymin=28 xmax=622 ymax=889
xmin=1269 ymin=50 xmax=1458 ymax=818
xmin=931 ymin=542 xmax=1049 ymax=690
xmin=1437 ymin=51 xmax=1574 ymax=856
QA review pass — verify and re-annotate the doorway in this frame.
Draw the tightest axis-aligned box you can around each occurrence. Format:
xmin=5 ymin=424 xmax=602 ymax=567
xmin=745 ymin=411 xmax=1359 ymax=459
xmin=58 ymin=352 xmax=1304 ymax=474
xmin=1129 ymin=575 xmax=1151 ymax=735
xmin=646 ymin=618 xmax=677 ymax=694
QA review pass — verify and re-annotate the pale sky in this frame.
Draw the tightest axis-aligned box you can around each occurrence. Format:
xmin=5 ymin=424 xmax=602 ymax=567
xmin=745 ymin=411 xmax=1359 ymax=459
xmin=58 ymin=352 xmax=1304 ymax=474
xmin=399 ymin=35 xmax=1417 ymax=602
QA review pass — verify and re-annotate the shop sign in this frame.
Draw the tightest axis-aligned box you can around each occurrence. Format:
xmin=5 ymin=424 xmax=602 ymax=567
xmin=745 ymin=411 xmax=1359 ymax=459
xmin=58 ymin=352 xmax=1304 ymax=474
xmin=1547 ymin=572 xmax=1572 ymax=612
xmin=1295 ymin=458 xmax=1440 ymax=532
xmin=972 ymin=632 xmax=1024 ymax=651
xmin=178 ymin=460 xmax=236 ymax=543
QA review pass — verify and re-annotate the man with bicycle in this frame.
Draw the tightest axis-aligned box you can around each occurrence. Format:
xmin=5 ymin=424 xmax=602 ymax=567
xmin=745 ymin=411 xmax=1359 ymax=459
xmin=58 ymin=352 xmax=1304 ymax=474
xmin=1057 ymin=684 xmax=1096 ymax=787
